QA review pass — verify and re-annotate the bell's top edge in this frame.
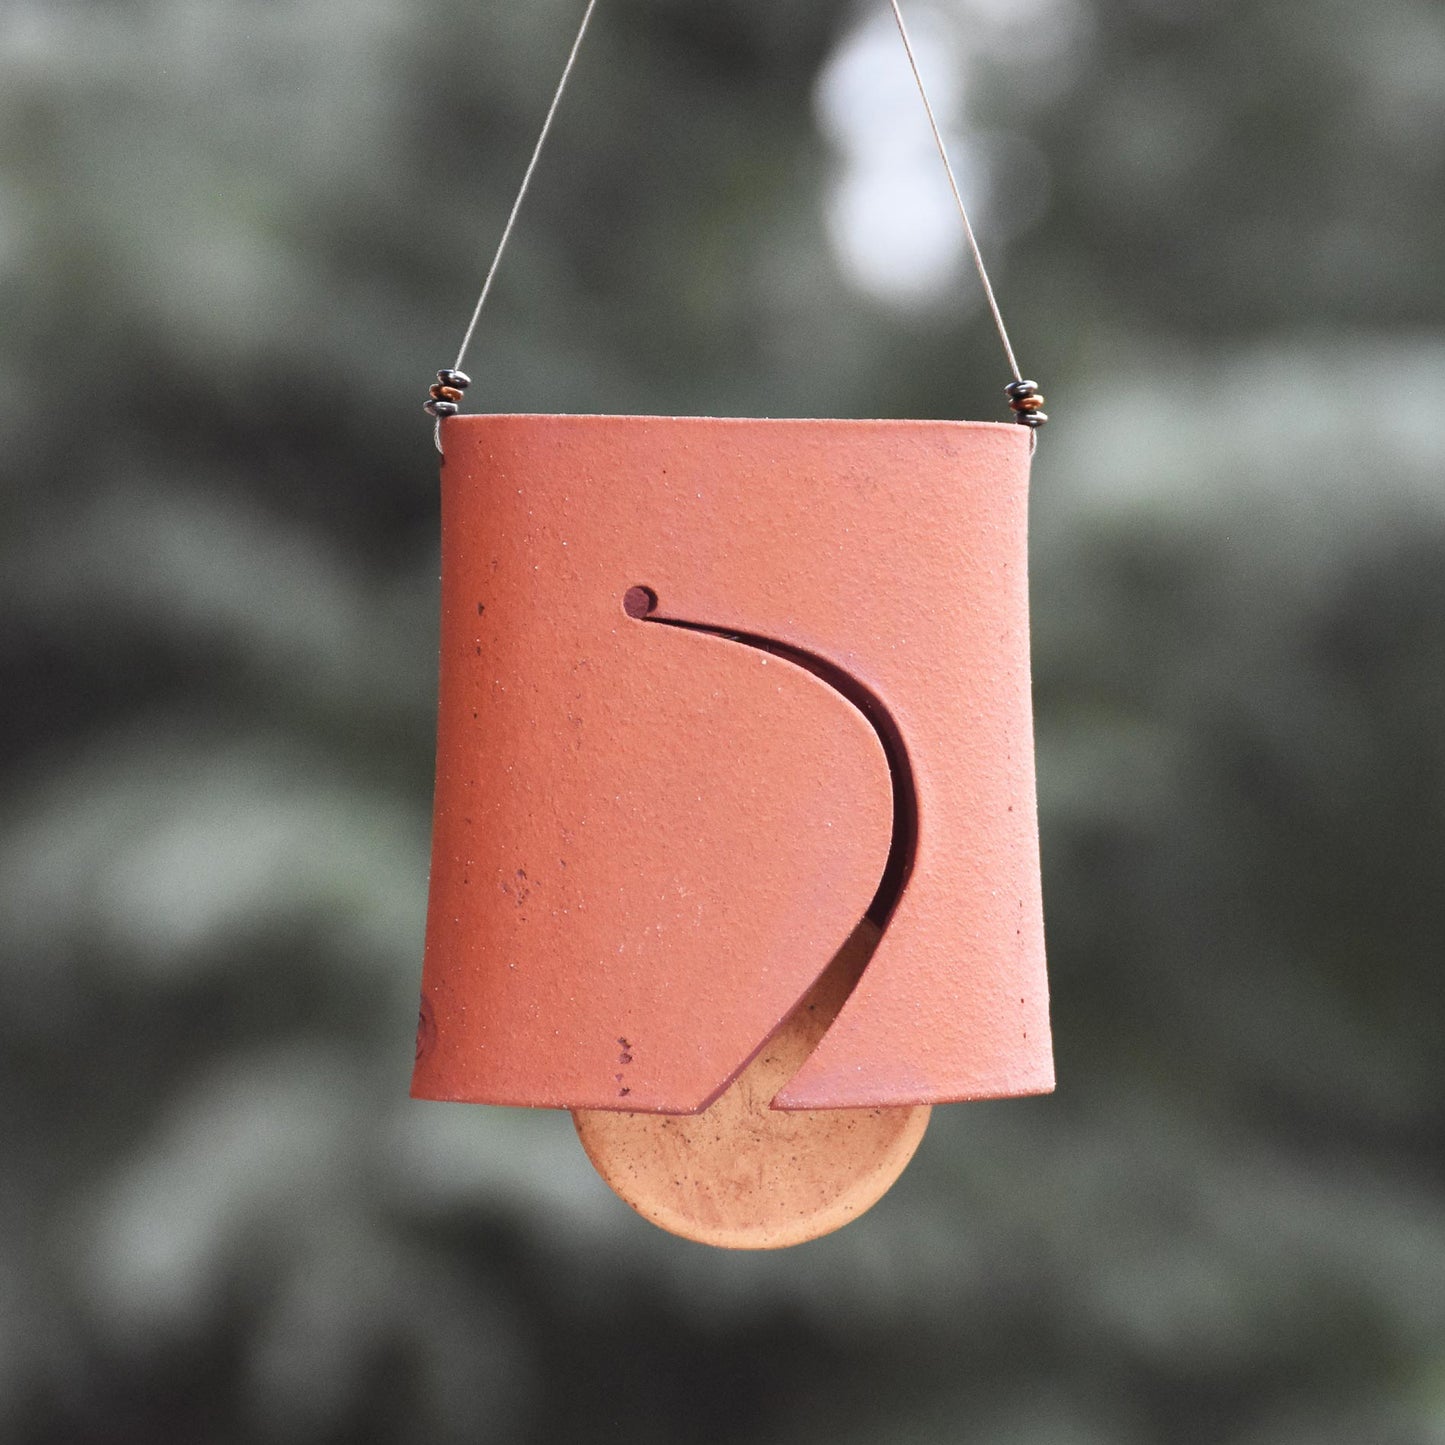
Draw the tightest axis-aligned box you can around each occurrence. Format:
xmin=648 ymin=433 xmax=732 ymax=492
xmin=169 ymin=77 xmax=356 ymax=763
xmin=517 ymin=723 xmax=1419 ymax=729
xmin=444 ymin=412 xmax=1028 ymax=434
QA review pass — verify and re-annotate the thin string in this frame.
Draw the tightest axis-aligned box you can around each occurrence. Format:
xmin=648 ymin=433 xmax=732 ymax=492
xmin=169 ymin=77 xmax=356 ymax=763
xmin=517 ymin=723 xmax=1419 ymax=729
xmin=885 ymin=0 xmax=1023 ymax=384
xmin=436 ymin=0 xmax=1038 ymax=449
xmin=436 ymin=0 xmax=599 ymax=450
xmin=453 ymin=0 xmax=599 ymax=373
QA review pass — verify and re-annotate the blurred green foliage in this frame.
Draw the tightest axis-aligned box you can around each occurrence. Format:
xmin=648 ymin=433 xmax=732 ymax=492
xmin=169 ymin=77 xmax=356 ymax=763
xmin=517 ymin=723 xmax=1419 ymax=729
xmin=2 ymin=0 xmax=1443 ymax=1442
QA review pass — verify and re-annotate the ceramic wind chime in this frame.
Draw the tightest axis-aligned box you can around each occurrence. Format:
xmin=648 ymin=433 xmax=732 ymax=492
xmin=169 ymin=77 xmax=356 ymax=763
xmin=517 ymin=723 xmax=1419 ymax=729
xmin=412 ymin=0 xmax=1054 ymax=1250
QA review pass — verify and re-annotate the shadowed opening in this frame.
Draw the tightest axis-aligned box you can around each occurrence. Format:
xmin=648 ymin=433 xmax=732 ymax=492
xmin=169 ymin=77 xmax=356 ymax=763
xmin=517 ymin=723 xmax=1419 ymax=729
xmin=623 ymin=585 xmax=657 ymax=619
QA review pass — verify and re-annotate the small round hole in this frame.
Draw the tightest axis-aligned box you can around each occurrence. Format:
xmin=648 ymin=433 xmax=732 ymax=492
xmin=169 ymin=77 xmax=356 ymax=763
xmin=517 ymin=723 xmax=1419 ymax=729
xmin=623 ymin=585 xmax=657 ymax=619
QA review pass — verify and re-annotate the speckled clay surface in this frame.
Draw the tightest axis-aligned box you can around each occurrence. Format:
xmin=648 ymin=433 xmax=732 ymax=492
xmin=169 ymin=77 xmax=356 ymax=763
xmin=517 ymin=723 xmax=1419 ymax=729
xmin=413 ymin=414 xmax=1052 ymax=1115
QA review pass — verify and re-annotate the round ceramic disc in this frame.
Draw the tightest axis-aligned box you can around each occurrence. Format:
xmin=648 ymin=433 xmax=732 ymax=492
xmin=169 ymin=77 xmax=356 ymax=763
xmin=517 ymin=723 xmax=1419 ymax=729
xmin=573 ymin=920 xmax=930 ymax=1249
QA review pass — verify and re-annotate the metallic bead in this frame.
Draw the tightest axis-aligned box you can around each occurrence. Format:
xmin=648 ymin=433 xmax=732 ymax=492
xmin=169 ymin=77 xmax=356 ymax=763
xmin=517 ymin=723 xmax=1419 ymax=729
xmin=437 ymin=369 xmax=471 ymax=391
xmin=429 ymin=383 xmax=465 ymax=403
xmin=425 ymin=398 xmax=460 ymax=418
xmin=1004 ymin=377 xmax=1047 ymax=428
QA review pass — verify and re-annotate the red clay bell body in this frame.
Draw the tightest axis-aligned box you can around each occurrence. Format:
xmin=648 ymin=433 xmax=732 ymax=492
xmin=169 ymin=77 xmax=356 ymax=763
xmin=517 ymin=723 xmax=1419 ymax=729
xmin=412 ymin=414 xmax=1052 ymax=1115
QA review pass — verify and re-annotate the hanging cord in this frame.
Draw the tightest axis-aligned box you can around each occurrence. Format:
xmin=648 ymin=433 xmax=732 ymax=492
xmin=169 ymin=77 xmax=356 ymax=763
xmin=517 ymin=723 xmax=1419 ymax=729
xmin=425 ymin=0 xmax=1045 ymax=448
xmin=426 ymin=0 xmax=600 ymax=451
xmin=885 ymin=0 xmax=1046 ymax=434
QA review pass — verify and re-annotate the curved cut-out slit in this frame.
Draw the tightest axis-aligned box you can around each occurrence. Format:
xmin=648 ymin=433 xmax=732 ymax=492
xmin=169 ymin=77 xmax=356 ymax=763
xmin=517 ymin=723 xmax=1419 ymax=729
xmin=630 ymin=589 xmax=919 ymax=1106
xmin=575 ymin=587 xmax=932 ymax=1246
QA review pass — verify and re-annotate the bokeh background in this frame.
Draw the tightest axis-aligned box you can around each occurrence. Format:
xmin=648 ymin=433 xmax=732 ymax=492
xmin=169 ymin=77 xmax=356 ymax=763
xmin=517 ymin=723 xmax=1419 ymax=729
xmin=4 ymin=0 xmax=1444 ymax=1440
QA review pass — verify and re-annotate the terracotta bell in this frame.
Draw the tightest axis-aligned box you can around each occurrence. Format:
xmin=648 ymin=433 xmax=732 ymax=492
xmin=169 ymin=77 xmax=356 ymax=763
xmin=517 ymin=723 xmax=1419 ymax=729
xmin=412 ymin=412 xmax=1052 ymax=1247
